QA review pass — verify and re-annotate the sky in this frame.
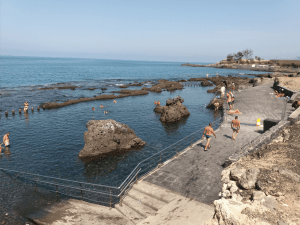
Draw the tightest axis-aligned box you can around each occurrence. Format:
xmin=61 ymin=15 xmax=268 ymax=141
xmin=1 ymin=0 xmax=300 ymax=62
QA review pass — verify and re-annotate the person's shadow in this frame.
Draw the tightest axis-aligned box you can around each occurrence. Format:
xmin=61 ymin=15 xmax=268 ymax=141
xmin=197 ymin=142 xmax=206 ymax=148
xmin=224 ymin=134 xmax=232 ymax=139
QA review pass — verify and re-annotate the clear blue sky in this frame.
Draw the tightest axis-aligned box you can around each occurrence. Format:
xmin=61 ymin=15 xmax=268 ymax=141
xmin=1 ymin=0 xmax=299 ymax=62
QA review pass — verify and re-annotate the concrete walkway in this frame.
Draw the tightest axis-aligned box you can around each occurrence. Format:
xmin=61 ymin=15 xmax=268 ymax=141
xmin=143 ymin=82 xmax=294 ymax=204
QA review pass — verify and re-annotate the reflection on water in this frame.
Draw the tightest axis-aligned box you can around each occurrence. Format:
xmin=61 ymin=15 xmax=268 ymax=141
xmin=84 ymin=154 xmax=127 ymax=178
xmin=24 ymin=112 xmax=29 ymax=124
xmin=162 ymin=116 xmax=189 ymax=135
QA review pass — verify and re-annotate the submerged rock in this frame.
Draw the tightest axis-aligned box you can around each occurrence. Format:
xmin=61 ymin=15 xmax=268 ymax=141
xmin=157 ymin=96 xmax=190 ymax=123
xmin=78 ymin=119 xmax=146 ymax=162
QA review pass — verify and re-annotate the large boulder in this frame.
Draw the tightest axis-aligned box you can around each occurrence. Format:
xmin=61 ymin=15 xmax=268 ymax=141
xmin=78 ymin=119 xmax=146 ymax=161
xmin=206 ymin=97 xmax=225 ymax=110
xmin=158 ymin=96 xmax=190 ymax=123
xmin=239 ymin=168 xmax=260 ymax=189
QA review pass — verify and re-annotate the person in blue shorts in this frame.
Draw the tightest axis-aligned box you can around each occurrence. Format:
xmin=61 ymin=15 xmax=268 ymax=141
xmin=202 ymin=123 xmax=216 ymax=151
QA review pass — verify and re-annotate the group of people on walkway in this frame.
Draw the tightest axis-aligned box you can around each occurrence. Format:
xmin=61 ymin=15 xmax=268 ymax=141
xmin=202 ymin=116 xmax=240 ymax=151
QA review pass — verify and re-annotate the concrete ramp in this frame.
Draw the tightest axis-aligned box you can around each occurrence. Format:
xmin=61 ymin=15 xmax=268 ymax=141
xmin=28 ymin=181 xmax=214 ymax=225
xmin=137 ymin=197 xmax=214 ymax=225
xmin=28 ymin=199 xmax=134 ymax=225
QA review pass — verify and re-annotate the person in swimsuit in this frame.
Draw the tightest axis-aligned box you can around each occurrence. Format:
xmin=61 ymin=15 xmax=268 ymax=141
xmin=113 ymin=100 xmax=117 ymax=103
xmin=202 ymin=123 xmax=216 ymax=151
xmin=157 ymin=101 xmax=160 ymax=105
xmin=231 ymin=116 xmax=240 ymax=140
xmin=0 ymin=143 xmax=3 ymax=154
xmin=231 ymin=96 xmax=235 ymax=110
xmin=214 ymin=102 xmax=219 ymax=111
xmin=232 ymin=83 xmax=235 ymax=93
xmin=227 ymin=92 xmax=232 ymax=110
xmin=23 ymin=101 xmax=29 ymax=113
xmin=3 ymin=133 xmax=10 ymax=147
xmin=92 ymin=107 xmax=95 ymax=111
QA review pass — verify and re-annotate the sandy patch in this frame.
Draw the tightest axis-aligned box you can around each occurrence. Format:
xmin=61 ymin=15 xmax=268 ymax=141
xmin=278 ymin=77 xmax=300 ymax=92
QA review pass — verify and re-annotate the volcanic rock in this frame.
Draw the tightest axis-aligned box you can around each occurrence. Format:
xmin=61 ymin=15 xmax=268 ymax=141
xmin=153 ymin=105 xmax=163 ymax=113
xmin=157 ymin=95 xmax=190 ymax=123
xmin=201 ymin=81 xmax=213 ymax=86
xmin=206 ymin=97 xmax=225 ymax=110
xmin=78 ymin=119 xmax=146 ymax=161
xmin=143 ymin=80 xmax=183 ymax=92
xmin=112 ymin=89 xmax=149 ymax=96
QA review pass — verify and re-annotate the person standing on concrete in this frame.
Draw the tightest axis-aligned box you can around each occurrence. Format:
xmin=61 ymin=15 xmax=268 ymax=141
xmin=216 ymin=73 xmax=219 ymax=77
xmin=231 ymin=116 xmax=240 ymax=140
xmin=220 ymin=86 xmax=225 ymax=97
xmin=226 ymin=92 xmax=232 ymax=110
xmin=202 ymin=123 xmax=216 ymax=151
xmin=206 ymin=73 xmax=209 ymax=78
xmin=231 ymin=96 xmax=235 ymax=110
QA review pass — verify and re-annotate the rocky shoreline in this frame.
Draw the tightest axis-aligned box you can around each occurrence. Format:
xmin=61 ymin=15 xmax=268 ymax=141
xmin=206 ymin=121 xmax=300 ymax=225
xmin=40 ymin=75 xmax=278 ymax=110
xmin=182 ymin=63 xmax=300 ymax=74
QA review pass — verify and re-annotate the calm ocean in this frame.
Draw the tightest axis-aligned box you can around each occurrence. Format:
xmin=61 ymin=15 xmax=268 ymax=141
xmin=0 ymin=56 xmax=265 ymax=223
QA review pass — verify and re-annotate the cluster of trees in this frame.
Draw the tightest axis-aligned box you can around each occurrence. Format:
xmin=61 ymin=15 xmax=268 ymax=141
xmin=227 ymin=49 xmax=262 ymax=62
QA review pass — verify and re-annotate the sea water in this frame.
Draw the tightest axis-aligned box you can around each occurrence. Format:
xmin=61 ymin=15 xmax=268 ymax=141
xmin=0 ymin=56 xmax=266 ymax=223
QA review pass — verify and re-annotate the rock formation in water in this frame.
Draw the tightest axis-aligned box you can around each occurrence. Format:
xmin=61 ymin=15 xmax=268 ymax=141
xmin=78 ymin=119 xmax=146 ymax=161
xmin=155 ymin=95 xmax=190 ymax=123
xmin=206 ymin=97 xmax=225 ymax=110
xmin=142 ymin=80 xmax=183 ymax=93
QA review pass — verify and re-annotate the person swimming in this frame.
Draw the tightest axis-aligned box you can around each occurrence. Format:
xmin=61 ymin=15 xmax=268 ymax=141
xmin=113 ymin=100 xmax=117 ymax=103
xmin=3 ymin=133 xmax=10 ymax=147
xmin=100 ymin=105 xmax=105 ymax=108
xmin=23 ymin=101 xmax=29 ymax=112
xmin=92 ymin=107 xmax=95 ymax=111
xmin=154 ymin=101 xmax=157 ymax=105
xmin=157 ymin=101 xmax=160 ymax=105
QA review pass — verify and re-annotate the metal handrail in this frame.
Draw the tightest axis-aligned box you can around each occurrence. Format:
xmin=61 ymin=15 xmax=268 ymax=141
xmin=0 ymin=168 xmax=118 ymax=190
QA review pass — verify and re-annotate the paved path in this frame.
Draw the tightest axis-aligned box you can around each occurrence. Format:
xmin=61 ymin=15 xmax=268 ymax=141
xmin=144 ymin=83 xmax=294 ymax=204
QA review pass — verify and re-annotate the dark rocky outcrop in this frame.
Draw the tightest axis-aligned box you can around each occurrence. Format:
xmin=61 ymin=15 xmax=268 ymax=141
xmin=41 ymin=94 xmax=129 ymax=109
xmin=156 ymin=96 xmax=190 ymax=123
xmin=112 ymin=89 xmax=149 ymax=96
xmin=78 ymin=119 xmax=146 ymax=161
xmin=153 ymin=105 xmax=163 ymax=113
xmin=143 ymin=80 xmax=183 ymax=93
xmin=119 ymin=85 xmax=128 ymax=88
xmin=129 ymin=82 xmax=143 ymax=86
xmin=206 ymin=97 xmax=225 ymax=110
xmin=201 ymin=81 xmax=213 ymax=86
xmin=38 ymin=86 xmax=77 ymax=90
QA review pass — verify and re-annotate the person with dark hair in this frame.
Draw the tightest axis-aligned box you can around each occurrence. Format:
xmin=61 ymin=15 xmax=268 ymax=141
xmin=202 ymin=123 xmax=216 ymax=151
xmin=3 ymin=133 xmax=10 ymax=146
xmin=231 ymin=116 xmax=240 ymax=140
